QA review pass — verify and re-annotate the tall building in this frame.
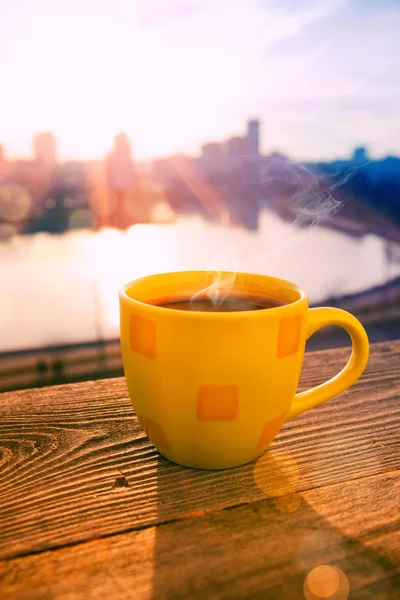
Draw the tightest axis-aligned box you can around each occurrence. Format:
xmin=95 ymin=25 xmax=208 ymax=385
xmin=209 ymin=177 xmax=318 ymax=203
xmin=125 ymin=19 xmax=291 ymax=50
xmin=246 ymin=119 xmax=260 ymax=155
xmin=34 ymin=132 xmax=57 ymax=166
xmin=106 ymin=132 xmax=135 ymax=192
xmin=105 ymin=132 xmax=136 ymax=229
xmin=114 ymin=132 xmax=131 ymax=157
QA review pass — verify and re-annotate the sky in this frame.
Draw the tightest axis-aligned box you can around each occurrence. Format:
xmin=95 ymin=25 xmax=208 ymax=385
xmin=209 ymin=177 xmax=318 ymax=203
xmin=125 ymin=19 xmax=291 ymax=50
xmin=0 ymin=0 xmax=399 ymax=161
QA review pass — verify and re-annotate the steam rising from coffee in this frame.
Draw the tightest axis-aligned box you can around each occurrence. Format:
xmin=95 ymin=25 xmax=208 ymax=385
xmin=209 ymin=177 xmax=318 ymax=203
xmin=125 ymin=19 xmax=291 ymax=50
xmin=191 ymin=154 xmax=360 ymax=306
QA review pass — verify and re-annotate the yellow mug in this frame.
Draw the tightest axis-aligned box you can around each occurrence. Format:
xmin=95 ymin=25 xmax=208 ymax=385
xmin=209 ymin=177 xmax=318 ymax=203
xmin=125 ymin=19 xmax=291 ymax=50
xmin=120 ymin=271 xmax=369 ymax=470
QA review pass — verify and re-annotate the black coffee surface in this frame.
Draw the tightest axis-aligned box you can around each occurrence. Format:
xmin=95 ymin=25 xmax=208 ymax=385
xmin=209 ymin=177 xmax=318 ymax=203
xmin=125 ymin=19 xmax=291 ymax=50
xmin=156 ymin=295 xmax=286 ymax=312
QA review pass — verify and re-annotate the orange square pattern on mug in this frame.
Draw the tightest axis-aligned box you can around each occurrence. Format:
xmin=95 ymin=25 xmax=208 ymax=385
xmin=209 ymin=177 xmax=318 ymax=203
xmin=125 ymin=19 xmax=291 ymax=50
xmin=277 ymin=315 xmax=302 ymax=358
xmin=197 ymin=385 xmax=239 ymax=421
xmin=130 ymin=313 xmax=156 ymax=358
xmin=139 ymin=414 xmax=170 ymax=450
xmin=257 ymin=411 xmax=288 ymax=449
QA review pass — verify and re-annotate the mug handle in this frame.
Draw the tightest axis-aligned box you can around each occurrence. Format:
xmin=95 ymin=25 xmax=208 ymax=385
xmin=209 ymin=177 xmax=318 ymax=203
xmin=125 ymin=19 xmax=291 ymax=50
xmin=286 ymin=307 xmax=369 ymax=420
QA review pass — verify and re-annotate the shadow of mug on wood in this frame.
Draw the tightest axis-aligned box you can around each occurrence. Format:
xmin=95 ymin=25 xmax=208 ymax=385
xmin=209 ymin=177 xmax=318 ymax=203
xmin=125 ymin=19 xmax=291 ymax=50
xmin=146 ymin=451 xmax=397 ymax=599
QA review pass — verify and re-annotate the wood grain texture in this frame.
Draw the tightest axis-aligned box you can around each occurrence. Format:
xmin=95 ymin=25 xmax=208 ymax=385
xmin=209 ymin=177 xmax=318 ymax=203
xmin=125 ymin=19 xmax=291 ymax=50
xmin=1 ymin=470 xmax=398 ymax=599
xmin=0 ymin=342 xmax=399 ymax=563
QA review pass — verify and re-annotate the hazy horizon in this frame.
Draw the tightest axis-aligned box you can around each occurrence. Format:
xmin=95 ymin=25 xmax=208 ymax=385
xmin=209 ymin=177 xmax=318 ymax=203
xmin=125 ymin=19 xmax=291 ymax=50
xmin=2 ymin=127 xmax=396 ymax=165
xmin=1 ymin=0 xmax=400 ymax=162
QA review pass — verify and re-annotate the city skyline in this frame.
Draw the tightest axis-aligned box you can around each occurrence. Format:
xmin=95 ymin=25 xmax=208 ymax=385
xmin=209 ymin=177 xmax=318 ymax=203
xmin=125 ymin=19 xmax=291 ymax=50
xmin=1 ymin=0 xmax=400 ymax=161
xmin=0 ymin=122 xmax=379 ymax=167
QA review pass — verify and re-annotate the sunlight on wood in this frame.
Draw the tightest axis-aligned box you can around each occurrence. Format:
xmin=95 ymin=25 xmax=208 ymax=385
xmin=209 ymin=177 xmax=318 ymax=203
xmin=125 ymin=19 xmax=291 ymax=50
xmin=253 ymin=450 xmax=302 ymax=512
xmin=304 ymin=565 xmax=349 ymax=600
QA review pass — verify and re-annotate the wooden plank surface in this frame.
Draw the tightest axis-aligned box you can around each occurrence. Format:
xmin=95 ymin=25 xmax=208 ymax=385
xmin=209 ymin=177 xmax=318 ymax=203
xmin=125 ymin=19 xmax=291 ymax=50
xmin=0 ymin=341 xmax=399 ymax=561
xmin=0 ymin=341 xmax=399 ymax=599
xmin=1 ymin=471 xmax=399 ymax=599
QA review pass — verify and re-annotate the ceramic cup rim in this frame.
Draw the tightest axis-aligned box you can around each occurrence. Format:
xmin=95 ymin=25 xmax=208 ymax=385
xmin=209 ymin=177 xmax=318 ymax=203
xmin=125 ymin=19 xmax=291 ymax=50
xmin=120 ymin=271 xmax=309 ymax=319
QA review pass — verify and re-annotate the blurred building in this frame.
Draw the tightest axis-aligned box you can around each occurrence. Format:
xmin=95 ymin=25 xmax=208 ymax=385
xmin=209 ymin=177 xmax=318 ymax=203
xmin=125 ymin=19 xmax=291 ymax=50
xmin=0 ymin=145 xmax=8 ymax=182
xmin=34 ymin=132 xmax=57 ymax=167
xmin=106 ymin=132 xmax=135 ymax=192
xmin=226 ymin=136 xmax=247 ymax=158
xmin=152 ymin=158 xmax=175 ymax=184
xmin=246 ymin=119 xmax=260 ymax=155
xmin=352 ymin=147 xmax=369 ymax=165
xmin=105 ymin=133 xmax=136 ymax=229
xmin=201 ymin=142 xmax=225 ymax=161
xmin=0 ymin=145 xmax=7 ymax=166
xmin=200 ymin=142 xmax=226 ymax=176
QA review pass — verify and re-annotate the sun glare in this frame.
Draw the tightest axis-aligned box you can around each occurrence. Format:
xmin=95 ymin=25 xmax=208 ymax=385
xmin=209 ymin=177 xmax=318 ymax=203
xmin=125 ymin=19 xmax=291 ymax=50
xmin=83 ymin=223 xmax=182 ymax=329
xmin=1 ymin=1 xmax=241 ymax=161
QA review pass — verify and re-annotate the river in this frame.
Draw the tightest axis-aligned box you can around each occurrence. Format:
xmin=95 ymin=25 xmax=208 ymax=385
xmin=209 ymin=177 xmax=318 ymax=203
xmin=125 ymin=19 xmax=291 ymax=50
xmin=1 ymin=211 xmax=399 ymax=353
